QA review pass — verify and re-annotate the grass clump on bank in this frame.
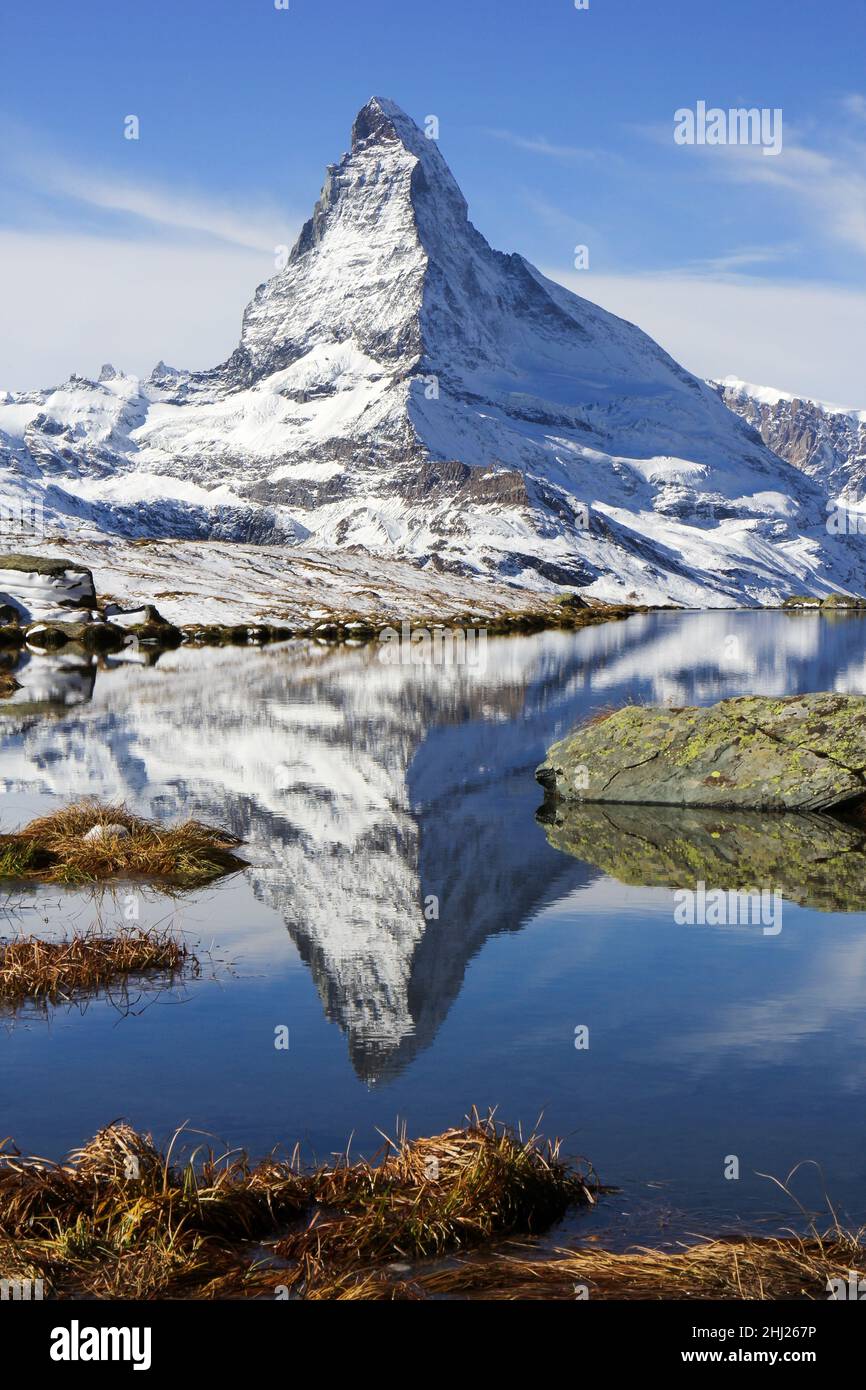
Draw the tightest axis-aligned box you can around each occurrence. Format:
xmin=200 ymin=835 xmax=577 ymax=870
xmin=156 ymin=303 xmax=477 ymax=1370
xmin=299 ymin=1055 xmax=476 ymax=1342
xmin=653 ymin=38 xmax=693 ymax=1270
xmin=0 ymin=1113 xmax=598 ymax=1299
xmin=0 ymin=800 xmax=247 ymax=887
xmin=0 ymin=1122 xmax=308 ymax=1299
xmin=0 ymin=670 xmax=20 ymax=698
xmin=0 ymin=928 xmax=193 ymax=1005
xmin=278 ymin=1113 xmax=596 ymax=1279
xmin=1 ymin=1112 xmax=861 ymax=1300
xmin=412 ymin=1231 xmax=866 ymax=1300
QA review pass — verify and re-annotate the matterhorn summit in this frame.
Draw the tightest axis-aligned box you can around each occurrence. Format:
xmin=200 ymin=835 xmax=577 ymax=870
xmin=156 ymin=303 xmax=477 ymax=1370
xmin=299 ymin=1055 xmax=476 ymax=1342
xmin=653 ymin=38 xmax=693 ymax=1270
xmin=1 ymin=96 xmax=864 ymax=605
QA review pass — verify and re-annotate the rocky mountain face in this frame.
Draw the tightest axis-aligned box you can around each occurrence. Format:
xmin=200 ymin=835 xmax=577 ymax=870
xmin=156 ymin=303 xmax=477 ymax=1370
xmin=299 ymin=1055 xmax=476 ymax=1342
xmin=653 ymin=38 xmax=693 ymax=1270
xmin=716 ymin=377 xmax=866 ymax=502
xmin=3 ymin=97 xmax=866 ymax=605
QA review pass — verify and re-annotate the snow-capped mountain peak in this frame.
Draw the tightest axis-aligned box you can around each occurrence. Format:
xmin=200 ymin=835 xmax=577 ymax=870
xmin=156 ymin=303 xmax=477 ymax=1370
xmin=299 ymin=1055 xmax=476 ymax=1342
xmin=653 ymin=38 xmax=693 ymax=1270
xmin=236 ymin=96 xmax=443 ymax=383
xmin=2 ymin=97 xmax=866 ymax=605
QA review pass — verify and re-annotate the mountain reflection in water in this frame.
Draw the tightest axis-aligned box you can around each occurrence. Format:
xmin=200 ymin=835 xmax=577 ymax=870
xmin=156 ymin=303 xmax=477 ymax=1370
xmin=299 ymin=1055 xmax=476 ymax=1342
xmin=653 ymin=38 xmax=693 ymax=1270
xmin=4 ymin=610 xmax=866 ymax=1236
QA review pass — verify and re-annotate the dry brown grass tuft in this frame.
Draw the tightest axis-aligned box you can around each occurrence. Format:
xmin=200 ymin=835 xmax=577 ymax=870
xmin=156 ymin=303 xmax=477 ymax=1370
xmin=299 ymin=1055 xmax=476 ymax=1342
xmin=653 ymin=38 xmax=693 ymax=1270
xmin=0 ymin=799 xmax=247 ymax=886
xmin=0 ymin=1121 xmax=309 ymax=1298
xmin=414 ymin=1231 xmax=866 ymax=1300
xmin=70 ymin=1122 xmax=165 ymax=1185
xmin=302 ymin=1270 xmax=423 ymax=1300
xmin=0 ymin=929 xmax=192 ymax=1004
xmin=5 ymin=1115 xmax=857 ymax=1301
xmin=0 ymin=1113 xmax=596 ymax=1300
xmin=277 ymin=1110 xmax=600 ymax=1282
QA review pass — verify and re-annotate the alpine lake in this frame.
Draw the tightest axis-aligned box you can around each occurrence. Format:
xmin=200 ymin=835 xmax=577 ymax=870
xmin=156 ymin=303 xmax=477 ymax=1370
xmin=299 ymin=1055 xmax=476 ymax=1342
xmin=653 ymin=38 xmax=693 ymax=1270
xmin=2 ymin=606 xmax=866 ymax=1254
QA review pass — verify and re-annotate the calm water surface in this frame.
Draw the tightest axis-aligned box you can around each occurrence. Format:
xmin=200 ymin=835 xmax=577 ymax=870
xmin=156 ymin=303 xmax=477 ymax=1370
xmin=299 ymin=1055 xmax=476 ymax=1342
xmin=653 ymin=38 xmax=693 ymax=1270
xmin=3 ymin=609 xmax=866 ymax=1247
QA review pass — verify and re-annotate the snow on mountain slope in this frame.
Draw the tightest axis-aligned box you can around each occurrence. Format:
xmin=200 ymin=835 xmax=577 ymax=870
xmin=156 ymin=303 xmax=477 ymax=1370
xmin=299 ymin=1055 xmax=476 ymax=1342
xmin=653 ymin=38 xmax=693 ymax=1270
xmin=2 ymin=536 xmax=566 ymax=627
xmin=716 ymin=376 xmax=866 ymax=501
xmin=2 ymin=96 xmax=865 ymax=606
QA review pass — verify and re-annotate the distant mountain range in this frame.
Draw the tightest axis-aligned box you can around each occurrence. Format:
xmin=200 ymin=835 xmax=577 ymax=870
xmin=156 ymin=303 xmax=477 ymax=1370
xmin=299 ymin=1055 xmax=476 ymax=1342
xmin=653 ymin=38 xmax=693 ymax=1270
xmin=1 ymin=96 xmax=865 ymax=607
xmin=715 ymin=377 xmax=866 ymax=503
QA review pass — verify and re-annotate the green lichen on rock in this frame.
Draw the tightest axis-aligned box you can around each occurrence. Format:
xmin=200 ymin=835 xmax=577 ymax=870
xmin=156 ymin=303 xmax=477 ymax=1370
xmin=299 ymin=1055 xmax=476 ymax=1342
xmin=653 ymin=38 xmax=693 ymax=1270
xmin=536 ymin=693 xmax=866 ymax=812
xmin=820 ymin=593 xmax=866 ymax=609
xmin=781 ymin=595 xmax=821 ymax=608
xmin=539 ymin=803 xmax=866 ymax=913
xmin=780 ymin=593 xmax=866 ymax=610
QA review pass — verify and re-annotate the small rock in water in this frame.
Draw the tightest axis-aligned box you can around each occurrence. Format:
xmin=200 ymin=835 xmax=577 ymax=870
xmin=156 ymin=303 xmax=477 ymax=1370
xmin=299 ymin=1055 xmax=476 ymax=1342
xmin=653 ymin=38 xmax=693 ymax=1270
xmin=83 ymin=823 xmax=131 ymax=842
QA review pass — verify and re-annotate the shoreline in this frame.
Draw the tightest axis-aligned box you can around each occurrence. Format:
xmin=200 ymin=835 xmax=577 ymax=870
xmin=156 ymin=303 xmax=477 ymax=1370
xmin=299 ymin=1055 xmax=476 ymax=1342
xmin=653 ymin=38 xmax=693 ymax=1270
xmin=0 ymin=538 xmax=667 ymax=650
xmin=0 ymin=1113 xmax=852 ymax=1302
xmin=0 ymin=599 xmax=645 ymax=655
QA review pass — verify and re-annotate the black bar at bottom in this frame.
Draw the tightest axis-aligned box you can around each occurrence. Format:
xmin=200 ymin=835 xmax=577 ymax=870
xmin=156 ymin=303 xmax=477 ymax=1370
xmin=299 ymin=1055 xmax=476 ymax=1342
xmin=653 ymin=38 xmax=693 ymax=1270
xmin=3 ymin=1295 xmax=858 ymax=1375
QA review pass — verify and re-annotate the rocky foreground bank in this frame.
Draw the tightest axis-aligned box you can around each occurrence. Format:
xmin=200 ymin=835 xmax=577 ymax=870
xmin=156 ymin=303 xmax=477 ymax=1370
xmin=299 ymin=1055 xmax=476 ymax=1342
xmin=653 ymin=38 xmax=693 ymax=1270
xmin=0 ymin=547 xmax=643 ymax=651
xmin=0 ymin=553 xmax=180 ymax=653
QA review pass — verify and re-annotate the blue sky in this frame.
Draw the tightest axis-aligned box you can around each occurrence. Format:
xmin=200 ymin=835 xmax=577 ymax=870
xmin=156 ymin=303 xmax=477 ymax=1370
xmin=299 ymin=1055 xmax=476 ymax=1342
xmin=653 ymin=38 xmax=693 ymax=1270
xmin=2 ymin=0 xmax=865 ymax=400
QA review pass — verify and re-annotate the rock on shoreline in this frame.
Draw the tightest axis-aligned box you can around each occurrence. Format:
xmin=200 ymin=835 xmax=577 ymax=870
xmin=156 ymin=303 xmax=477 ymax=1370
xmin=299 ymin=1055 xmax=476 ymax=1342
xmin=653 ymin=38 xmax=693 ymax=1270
xmin=0 ymin=553 xmax=180 ymax=651
xmin=537 ymin=693 xmax=866 ymax=812
xmin=0 ymin=546 xmax=645 ymax=649
xmin=0 ymin=552 xmax=97 ymax=622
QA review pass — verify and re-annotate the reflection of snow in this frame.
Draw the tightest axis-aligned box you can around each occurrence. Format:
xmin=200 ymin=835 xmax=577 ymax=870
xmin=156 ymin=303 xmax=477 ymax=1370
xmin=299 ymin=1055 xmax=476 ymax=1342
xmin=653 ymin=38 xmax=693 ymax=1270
xmin=3 ymin=611 xmax=866 ymax=1078
xmin=0 ymin=634 xmax=589 ymax=1078
xmin=4 ymin=651 xmax=96 ymax=709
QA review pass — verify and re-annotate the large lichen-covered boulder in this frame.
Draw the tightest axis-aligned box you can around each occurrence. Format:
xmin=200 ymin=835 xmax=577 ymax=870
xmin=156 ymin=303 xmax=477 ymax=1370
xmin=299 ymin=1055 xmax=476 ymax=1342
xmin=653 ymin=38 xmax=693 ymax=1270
xmin=821 ymin=593 xmax=866 ymax=609
xmin=536 ymin=694 xmax=866 ymax=812
xmin=539 ymin=802 xmax=866 ymax=913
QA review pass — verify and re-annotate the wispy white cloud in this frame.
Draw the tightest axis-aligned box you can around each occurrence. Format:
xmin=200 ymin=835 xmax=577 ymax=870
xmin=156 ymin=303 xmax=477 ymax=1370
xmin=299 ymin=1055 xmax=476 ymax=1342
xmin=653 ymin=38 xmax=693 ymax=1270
xmin=0 ymin=132 xmax=303 ymax=389
xmin=0 ymin=123 xmax=297 ymax=253
xmin=520 ymin=190 xmax=596 ymax=241
xmin=548 ymin=266 xmax=866 ymax=407
xmin=41 ymin=166 xmax=290 ymax=253
xmin=630 ymin=104 xmax=866 ymax=262
xmin=0 ymin=230 xmax=270 ymax=390
xmin=841 ymin=93 xmax=866 ymax=122
xmin=628 ymin=113 xmax=809 ymax=153
xmin=483 ymin=128 xmax=598 ymax=162
xmin=681 ymin=244 xmax=797 ymax=275
xmin=725 ymin=139 xmax=866 ymax=259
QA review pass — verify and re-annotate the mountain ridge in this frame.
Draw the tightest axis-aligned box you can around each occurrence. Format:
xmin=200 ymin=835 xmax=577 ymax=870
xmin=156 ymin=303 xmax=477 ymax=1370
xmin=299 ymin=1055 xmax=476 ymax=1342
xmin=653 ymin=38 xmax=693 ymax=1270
xmin=716 ymin=376 xmax=866 ymax=504
xmin=2 ymin=96 xmax=865 ymax=607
